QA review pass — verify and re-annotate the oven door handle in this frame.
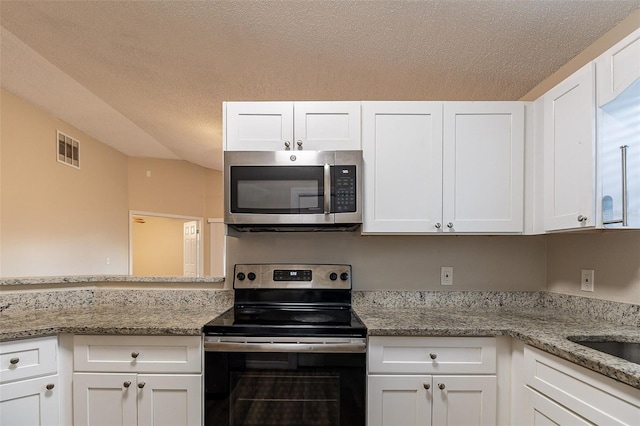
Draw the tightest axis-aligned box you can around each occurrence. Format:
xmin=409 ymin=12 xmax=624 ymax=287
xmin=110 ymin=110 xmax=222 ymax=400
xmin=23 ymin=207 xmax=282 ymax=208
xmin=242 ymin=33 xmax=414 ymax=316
xmin=204 ymin=340 xmax=366 ymax=353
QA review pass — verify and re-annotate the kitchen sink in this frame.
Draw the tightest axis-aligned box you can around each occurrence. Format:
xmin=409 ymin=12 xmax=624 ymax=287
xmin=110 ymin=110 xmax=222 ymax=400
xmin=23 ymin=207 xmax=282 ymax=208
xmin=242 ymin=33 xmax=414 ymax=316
xmin=569 ymin=338 xmax=640 ymax=365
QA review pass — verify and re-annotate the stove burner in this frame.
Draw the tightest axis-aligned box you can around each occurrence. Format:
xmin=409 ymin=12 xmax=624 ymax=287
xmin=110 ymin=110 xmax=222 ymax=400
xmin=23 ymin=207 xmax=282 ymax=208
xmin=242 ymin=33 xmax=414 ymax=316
xmin=291 ymin=313 xmax=335 ymax=323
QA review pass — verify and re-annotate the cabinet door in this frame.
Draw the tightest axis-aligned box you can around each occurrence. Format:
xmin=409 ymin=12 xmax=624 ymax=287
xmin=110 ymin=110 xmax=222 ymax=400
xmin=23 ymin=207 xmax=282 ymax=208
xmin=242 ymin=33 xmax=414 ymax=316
xmin=137 ymin=374 xmax=201 ymax=426
xmin=596 ymin=28 xmax=640 ymax=107
xmin=543 ymin=63 xmax=596 ymax=231
xmin=367 ymin=375 xmax=432 ymax=426
xmin=443 ymin=102 xmax=524 ymax=233
xmin=293 ymin=101 xmax=361 ymax=150
xmin=362 ymin=101 xmax=443 ymax=233
xmin=224 ymin=102 xmax=294 ymax=150
xmin=524 ymin=387 xmax=593 ymax=425
xmin=432 ymin=375 xmax=497 ymax=426
xmin=0 ymin=375 xmax=59 ymax=426
xmin=73 ymin=372 xmax=137 ymax=426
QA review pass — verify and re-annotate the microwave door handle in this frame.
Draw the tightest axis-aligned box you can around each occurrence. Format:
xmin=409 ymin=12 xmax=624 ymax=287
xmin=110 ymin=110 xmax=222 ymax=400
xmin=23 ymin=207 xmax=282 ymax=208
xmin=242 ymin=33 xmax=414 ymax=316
xmin=323 ymin=163 xmax=331 ymax=214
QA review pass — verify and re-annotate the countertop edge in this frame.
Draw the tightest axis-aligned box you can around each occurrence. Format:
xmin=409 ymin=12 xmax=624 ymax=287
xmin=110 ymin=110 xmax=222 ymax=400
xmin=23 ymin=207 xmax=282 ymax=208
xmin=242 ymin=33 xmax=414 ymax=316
xmin=0 ymin=275 xmax=226 ymax=286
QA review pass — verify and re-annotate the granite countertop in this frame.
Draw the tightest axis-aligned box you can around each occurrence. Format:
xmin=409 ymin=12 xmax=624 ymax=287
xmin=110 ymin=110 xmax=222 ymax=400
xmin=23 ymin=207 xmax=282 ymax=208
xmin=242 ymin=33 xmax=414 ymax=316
xmin=0 ymin=275 xmax=225 ymax=286
xmin=0 ymin=304 xmax=230 ymax=339
xmin=356 ymin=305 xmax=640 ymax=389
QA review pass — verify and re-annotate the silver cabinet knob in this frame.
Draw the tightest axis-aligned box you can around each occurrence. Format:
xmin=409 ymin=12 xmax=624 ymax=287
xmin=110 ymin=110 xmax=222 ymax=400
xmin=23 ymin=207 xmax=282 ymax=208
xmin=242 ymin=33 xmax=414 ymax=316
xmin=137 ymin=382 xmax=146 ymax=389
xmin=9 ymin=357 xmax=19 ymax=365
xmin=46 ymin=383 xmax=55 ymax=390
xmin=296 ymin=140 xmax=303 ymax=149
xmin=284 ymin=141 xmax=291 ymax=149
xmin=123 ymin=381 xmax=132 ymax=388
xmin=423 ymin=383 xmax=431 ymax=390
xmin=429 ymin=353 xmax=437 ymax=360
xmin=447 ymin=222 xmax=454 ymax=229
xmin=577 ymin=215 xmax=587 ymax=222
xmin=435 ymin=223 xmax=442 ymax=229
xmin=438 ymin=383 xmax=445 ymax=390
xmin=131 ymin=351 xmax=139 ymax=359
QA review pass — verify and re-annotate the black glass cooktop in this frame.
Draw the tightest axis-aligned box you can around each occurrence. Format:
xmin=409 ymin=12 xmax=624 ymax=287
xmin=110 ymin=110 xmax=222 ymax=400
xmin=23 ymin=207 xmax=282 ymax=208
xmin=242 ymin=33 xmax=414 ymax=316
xmin=203 ymin=306 xmax=367 ymax=338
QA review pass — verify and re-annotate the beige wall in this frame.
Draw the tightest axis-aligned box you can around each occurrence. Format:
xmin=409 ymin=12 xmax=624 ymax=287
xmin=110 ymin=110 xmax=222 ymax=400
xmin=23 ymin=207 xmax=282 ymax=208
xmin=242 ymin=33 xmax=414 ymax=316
xmin=127 ymin=158 xmax=223 ymax=275
xmin=227 ymin=233 xmax=547 ymax=291
xmin=0 ymin=89 xmax=129 ymax=276
xmin=132 ymin=216 xmax=185 ymax=276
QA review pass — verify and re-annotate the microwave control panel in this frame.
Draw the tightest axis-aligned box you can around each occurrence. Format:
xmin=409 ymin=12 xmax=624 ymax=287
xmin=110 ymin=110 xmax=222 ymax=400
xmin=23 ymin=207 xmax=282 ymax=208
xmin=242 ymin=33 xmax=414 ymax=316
xmin=332 ymin=165 xmax=357 ymax=213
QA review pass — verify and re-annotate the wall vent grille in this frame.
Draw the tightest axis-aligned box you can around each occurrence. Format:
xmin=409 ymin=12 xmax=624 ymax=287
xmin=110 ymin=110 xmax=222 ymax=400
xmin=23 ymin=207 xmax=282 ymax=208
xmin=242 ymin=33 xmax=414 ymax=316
xmin=57 ymin=130 xmax=80 ymax=169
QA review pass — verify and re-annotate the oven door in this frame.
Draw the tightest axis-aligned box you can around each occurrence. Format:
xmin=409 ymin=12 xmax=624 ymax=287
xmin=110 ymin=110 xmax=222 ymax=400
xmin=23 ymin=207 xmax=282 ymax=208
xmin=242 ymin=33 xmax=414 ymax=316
xmin=204 ymin=337 xmax=366 ymax=426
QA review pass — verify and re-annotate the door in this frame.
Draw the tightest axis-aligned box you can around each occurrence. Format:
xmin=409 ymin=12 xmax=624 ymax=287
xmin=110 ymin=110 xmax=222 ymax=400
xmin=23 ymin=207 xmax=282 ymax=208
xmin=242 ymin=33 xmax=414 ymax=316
xmin=293 ymin=101 xmax=361 ymax=150
xmin=442 ymin=102 xmax=524 ymax=233
xmin=362 ymin=101 xmax=443 ymax=233
xmin=225 ymin=102 xmax=294 ymax=150
xmin=0 ymin=376 xmax=59 ymax=426
xmin=73 ymin=373 xmax=137 ymax=426
xmin=137 ymin=374 xmax=201 ymax=426
xmin=524 ymin=388 xmax=593 ymax=425
xmin=432 ymin=375 xmax=497 ymax=425
xmin=183 ymin=221 xmax=198 ymax=277
xmin=367 ymin=375 xmax=432 ymax=426
xmin=543 ymin=63 xmax=596 ymax=231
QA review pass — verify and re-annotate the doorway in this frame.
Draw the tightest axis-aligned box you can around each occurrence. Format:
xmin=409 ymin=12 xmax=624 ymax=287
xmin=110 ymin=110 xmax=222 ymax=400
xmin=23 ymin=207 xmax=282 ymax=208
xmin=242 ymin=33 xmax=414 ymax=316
xmin=129 ymin=211 xmax=203 ymax=277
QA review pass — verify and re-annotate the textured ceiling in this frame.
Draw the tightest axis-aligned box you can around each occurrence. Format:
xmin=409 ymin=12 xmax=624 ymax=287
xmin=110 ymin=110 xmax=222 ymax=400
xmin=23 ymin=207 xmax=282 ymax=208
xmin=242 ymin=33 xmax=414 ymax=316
xmin=1 ymin=1 xmax=639 ymax=170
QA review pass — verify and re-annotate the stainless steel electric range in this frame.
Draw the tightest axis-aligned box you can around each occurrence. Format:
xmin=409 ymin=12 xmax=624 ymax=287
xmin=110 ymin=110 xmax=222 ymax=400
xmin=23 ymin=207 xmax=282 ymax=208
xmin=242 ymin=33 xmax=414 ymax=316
xmin=203 ymin=264 xmax=366 ymax=426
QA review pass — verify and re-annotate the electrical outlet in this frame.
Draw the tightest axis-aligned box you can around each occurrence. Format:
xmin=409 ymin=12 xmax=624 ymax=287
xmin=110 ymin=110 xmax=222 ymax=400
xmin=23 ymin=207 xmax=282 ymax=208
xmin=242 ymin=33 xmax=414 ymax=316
xmin=441 ymin=266 xmax=453 ymax=286
xmin=581 ymin=269 xmax=594 ymax=292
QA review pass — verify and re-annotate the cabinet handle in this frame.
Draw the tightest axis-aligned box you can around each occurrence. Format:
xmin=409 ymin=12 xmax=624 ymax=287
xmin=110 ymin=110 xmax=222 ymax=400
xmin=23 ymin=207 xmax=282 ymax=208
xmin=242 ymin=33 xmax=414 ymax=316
xmin=123 ymin=381 xmax=132 ymax=388
xmin=438 ymin=383 xmax=445 ymax=390
xmin=423 ymin=383 xmax=431 ymax=390
xmin=131 ymin=351 xmax=139 ymax=359
xmin=577 ymin=215 xmax=588 ymax=223
xmin=621 ymin=145 xmax=629 ymax=227
xmin=447 ymin=222 xmax=454 ymax=229
xmin=9 ymin=357 xmax=19 ymax=365
xmin=434 ymin=223 xmax=442 ymax=229
xmin=429 ymin=353 xmax=437 ymax=360
xmin=296 ymin=140 xmax=303 ymax=150
xmin=138 ymin=381 xmax=146 ymax=389
xmin=46 ymin=383 xmax=55 ymax=390
xmin=284 ymin=141 xmax=291 ymax=149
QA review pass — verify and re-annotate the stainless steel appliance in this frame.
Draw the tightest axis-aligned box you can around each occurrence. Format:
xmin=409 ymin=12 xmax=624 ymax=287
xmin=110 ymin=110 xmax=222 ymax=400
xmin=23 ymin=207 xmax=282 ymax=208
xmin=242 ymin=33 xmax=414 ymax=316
xmin=203 ymin=264 xmax=366 ymax=426
xmin=224 ymin=151 xmax=362 ymax=231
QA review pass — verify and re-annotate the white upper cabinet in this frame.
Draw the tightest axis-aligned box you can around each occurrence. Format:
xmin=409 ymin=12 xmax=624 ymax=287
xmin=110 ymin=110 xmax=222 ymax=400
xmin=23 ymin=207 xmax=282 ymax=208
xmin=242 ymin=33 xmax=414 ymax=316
xmin=362 ymin=101 xmax=524 ymax=234
xmin=224 ymin=101 xmax=361 ymax=151
xmin=543 ymin=63 xmax=596 ymax=232
xmin=443 ymin=102 xmax=524 ymax=233
xmin=362 ymin=102 xmax=443 ymax=233
xmin=596 ymin=27 xmax=640 ymax=107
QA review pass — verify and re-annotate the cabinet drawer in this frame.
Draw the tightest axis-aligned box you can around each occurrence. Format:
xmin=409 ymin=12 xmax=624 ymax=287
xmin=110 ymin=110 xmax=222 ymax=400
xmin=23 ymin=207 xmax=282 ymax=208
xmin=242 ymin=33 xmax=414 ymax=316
xmin=0 ymin=336 xmax=58 ymax=384
xmin=368 ymin=336 xmax=496 ymax=374
xmin=74 ymin=335 xmax=201 ymax=373
xmin=524 ymin=345 xmax=640 ymax=425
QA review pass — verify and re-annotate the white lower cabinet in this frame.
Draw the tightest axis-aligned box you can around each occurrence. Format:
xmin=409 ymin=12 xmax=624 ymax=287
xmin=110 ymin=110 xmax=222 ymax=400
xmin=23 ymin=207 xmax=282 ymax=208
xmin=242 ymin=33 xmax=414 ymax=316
xmin=367 ymin=336 xmax=498 ymax=426
xmin=72 ymin=335 xmax=202 ymax=426
xmin=0 ymin=336 xmax=60 ymax=426
xmin=523 ymin=345 xmax=640 ymax=425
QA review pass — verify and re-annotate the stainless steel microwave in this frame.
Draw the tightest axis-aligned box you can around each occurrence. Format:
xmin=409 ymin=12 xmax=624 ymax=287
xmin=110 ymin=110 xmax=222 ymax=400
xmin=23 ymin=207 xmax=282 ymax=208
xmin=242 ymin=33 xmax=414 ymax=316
xmin=224 ymin=150 xmax=362 ymax=231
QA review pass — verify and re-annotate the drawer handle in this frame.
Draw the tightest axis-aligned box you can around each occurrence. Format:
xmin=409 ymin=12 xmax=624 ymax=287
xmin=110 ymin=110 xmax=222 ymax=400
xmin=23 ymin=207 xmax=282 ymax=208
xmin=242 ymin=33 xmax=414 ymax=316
xmin=429 ymin=353 xmax=437 ymax=360
xmin=438 ymin=383 xmax=445 ymax=390
xmin=138 ymin=381 xmax=146 ymax=389
xmin=131 ymin=351 xmax=139 ymax=359
xmin=123 ymin=381 xmax=132 ymax=388
xmin=9 ymin=357 xmax=19 ymax=365
xmin=46 ymin=383 xmax=55 ymax=390
xmin=423 ymin=383 xmax=431 ymax=390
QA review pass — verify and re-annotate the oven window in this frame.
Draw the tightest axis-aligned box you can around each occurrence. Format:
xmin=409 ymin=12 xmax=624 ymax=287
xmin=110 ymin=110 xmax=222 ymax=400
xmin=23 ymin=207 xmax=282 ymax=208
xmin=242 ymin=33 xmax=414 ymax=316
xmin=230 ymin=166 xmax=324 ymax=214
xmin=231 ymin=371 xmax=339 ymax=425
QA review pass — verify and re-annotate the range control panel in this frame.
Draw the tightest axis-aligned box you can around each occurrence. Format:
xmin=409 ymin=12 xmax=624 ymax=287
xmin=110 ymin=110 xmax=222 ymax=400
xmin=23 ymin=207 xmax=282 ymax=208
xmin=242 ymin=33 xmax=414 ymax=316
xmin=234 ymin=264 xmax=351 ymax=289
